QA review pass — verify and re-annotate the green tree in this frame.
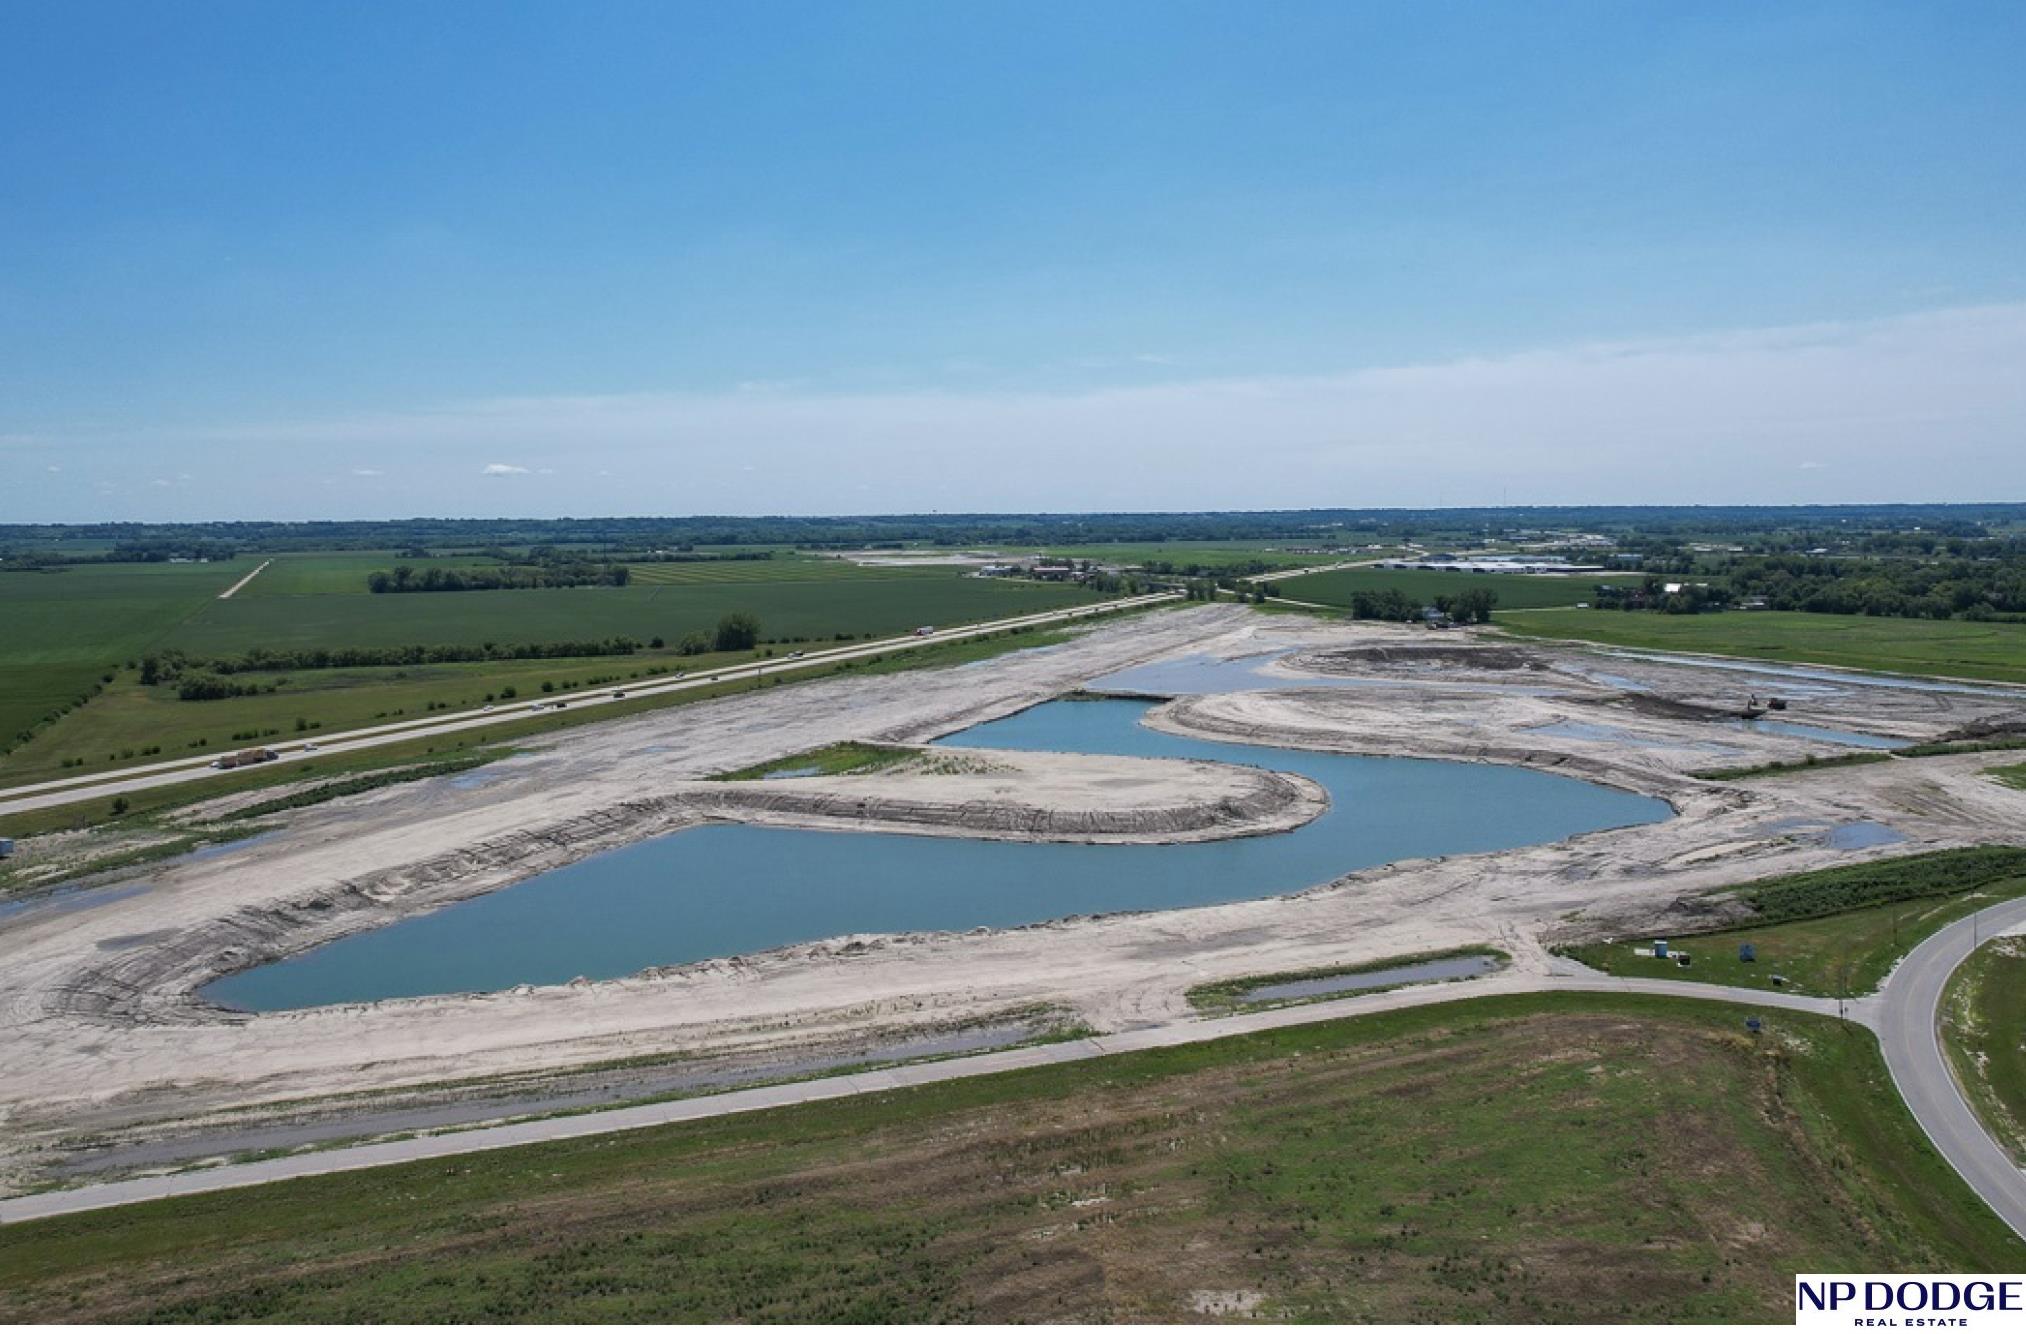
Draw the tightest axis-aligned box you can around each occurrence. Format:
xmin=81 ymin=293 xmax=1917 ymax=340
xmin=714 ymin=611 xmax=761 ymax=652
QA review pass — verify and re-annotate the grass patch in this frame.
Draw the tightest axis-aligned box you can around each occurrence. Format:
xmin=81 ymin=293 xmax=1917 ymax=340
xmin=1940 ymin=937 xmax=2026 ymax=1164
xmin=1560 ymin=848 xmax=2026 ymax=996
xmin=1990 ymin=762 xmax=2026 ymax=790
xmin=1187 ymin=946 xmax=1508 ymax=1013
xmin=713 ymin=742 xmax=916 ymax=782
xmin=1495 ymin=609 xmax=2026 ymax=685
xmin=1690 ymin=752 xmax=1893 ymax=781
xmin=0 ymin=994 xmax=2015 ymax=1322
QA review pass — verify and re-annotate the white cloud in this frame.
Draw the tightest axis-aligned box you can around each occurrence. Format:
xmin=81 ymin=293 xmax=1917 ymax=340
xmin=16 ymin=303 xmax=2026 ymax=518
xmin=352 ymin=467 xmax=385 ymax=477
xmin=45 ymin=464 xmax=61 ymax=473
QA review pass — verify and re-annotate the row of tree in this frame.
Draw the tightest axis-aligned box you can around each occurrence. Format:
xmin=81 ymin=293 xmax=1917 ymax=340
xmin=366 ymin=562 xmax=631 ymax=593
xmin=1347 ymin=586 xmax=1498 ymax=623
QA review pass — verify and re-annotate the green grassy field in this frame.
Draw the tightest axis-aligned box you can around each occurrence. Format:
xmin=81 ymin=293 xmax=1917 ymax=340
xmin=0 ymin=994 xmax=2014 ymax=1322
xmin=1561 ymin=849 xmax=2026 ymax=996
xmin=1941 ymin=937 xmax=2026 ymax=1163
xmin=1992 ymin=761 xmax=2026 ymax=790
xmin=163 ymin=566 xmax=1097 ymax=655
xmin=0 ymin=621 xmax=1097 ymax=843
xmin=1496 ymin=609 xmax=2026 ymax=685
xmin=0 ymin=556 xmax=1102 ymax=786
xmin=0 ymin=560 xmax=258 ymax=754
xmin=1276 ymin=566 xmax=1595 ymax=611
xmin=239 ymin=551 xmax=507 ymax=597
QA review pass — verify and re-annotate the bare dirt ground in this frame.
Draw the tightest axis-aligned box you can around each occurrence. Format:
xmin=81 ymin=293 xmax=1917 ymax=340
xmin=2 ymin=604 xmax=2023 ymax=1192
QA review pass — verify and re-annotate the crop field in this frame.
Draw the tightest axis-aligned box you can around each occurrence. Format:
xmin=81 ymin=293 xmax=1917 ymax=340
xmin=0 ymin=560 xmax=258 ymax=754
xmin=628 ymin=555 xmax=930 ymax=585
xmin=1274 ymin=565 xmax=1595 ymax=611
xmin=1 ymin=994 xmax=2014 ymax=1322
xmin=0 ymin=555 xmax=1101 ymax=786
xmin=238 ymin=552 xmax=507 ymax=598
xmin=1495 ymin=609 xmax=2026 ymax=685
xmin=1941 ymin=937 xmax=2026 ymax=1163
xmin=163 ymin=565 xmax=1096 ymax=656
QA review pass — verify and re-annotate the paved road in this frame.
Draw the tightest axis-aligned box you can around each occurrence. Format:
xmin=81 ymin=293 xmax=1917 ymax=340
xmin=1874 ymin=897 xmax=2026 ymax=1237
xmin=0 ymin=592 xmax=1180 ymax=817
xmin=0 ymin=970 xmax=1887 ymax=1227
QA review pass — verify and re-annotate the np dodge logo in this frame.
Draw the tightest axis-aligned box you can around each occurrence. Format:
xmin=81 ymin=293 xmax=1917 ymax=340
xmin=1796 ymin=1275 xmax=2025 ymax=1329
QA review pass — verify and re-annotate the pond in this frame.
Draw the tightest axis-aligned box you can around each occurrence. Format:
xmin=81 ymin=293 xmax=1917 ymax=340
xmin=202 ymin=700 xmax=1671 ymax=1012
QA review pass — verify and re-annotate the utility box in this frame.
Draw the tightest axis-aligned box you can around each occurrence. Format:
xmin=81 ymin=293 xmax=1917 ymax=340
xmin=1739 ymin=943 xmax=1757 ymax=963
xmin=1652 ymin=939 xmax=1669 ymax=959
xmin=0 ymin=837 xmax=15 ymax=859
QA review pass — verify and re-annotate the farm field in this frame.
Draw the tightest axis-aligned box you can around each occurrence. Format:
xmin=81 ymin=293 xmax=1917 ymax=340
xmin=1274 ymin=565 xmax=1595 ymax=611
xmin=1941 ymin=937 xmax=2026 ymax=1163
xmin=163 ymin=564 xmax=1097 ymax=655
xmin=0 ymin=560 xmax=259 ymax=755
xmin=1 ymin=994 xmax=2013 ymax=1322
xmin=0 ymin=555 xmax=1101 ymax=786
xmin=1495 ymin=609 xmax=2026 ymax=685
xmin=237 ymin=551 xmax=508 ymax=597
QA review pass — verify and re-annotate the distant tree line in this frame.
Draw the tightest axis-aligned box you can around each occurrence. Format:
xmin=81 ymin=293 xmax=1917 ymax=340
xmin=1590 ymin=556 xmax=2026 ymax=620
xmin=16 ymin=504 xmax=2026 ymax=561
xmin=366 ymin=562 xmax=631 ymax=593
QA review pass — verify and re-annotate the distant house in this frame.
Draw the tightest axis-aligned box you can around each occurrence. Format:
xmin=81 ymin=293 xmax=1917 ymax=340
xmin=1420 ymin=606 xmax=1453 ymax=628
xmin=1738 ymin=596 xmax=1770 ymax=611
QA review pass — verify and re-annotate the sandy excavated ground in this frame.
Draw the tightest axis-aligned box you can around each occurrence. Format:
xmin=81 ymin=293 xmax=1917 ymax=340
xmin=2 ymin=605 xmax=2024 ymax=1190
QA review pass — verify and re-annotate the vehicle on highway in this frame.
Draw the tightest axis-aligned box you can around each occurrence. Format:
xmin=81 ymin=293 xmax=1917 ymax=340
xmin=612 ymin=690 xmax=626 ymax=699
xmin=915 ymin=624 xmax=935 ymax=636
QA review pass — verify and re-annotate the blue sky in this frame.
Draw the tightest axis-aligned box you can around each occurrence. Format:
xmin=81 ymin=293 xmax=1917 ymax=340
xmin=4 ymin=0 xmax=2023 ymax=519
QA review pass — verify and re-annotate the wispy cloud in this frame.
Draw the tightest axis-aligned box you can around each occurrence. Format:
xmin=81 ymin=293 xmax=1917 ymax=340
xmin=352 ymin=466 xmax=385 ymax=477
xmin=15 ymin=303 xmax=2026 ymax=518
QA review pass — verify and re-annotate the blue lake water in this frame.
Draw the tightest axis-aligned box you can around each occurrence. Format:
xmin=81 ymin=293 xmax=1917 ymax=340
xmin=202 ymin=700 xmax=1672 ymax=1012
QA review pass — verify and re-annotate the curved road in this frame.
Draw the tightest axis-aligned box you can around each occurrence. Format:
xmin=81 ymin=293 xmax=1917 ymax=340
xmin=1874 ymin=896 xmax=2026 ymax=1236
xmin=5 ymin=947 xmax=2018 ymax=1230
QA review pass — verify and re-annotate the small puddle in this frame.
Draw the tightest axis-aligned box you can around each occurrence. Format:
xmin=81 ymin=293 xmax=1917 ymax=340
xmin=0 ymin=881 xmax=150 ymax=925
xmin=1824 ymin=821 xmax=1906 ymax=850
xmin=760 ymin=765 xmax=823 ymax=781
xmin=1238 ymin=953 xmax=1502 ymax=1004
xmin=1731 ymin=719 xmax=1906 ymax=750
xmin=1522 ymin=720 xmax=1678 ymax=749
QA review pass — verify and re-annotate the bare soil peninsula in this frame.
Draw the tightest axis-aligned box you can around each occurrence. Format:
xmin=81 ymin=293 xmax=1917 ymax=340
xmin=3 ymin=605 xmax=2024 ymax=1193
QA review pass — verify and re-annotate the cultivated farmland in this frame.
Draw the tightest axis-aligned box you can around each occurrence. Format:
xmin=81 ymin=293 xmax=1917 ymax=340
xmin=0 ymin=560 xmax=259 ymax=755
